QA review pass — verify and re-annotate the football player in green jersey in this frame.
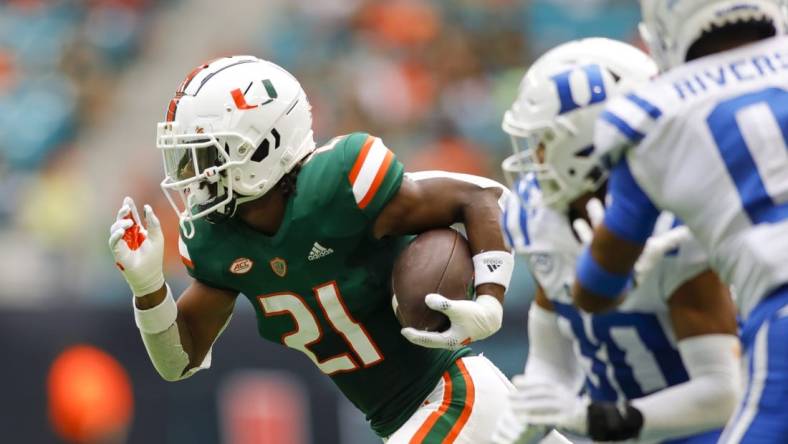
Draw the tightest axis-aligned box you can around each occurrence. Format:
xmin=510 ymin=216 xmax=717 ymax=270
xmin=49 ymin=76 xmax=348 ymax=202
xmin=109 ymin=56 xmax=516 ymax=443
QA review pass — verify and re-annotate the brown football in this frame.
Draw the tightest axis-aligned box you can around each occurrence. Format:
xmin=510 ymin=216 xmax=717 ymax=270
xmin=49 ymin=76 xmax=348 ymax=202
xmin=392 ymin=228 xmax=474 ymax=332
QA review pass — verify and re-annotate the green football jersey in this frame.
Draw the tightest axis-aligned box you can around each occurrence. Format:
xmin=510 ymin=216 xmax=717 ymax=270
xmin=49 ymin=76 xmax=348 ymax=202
xmin=179 ymin=132 xmax=469 ymax=437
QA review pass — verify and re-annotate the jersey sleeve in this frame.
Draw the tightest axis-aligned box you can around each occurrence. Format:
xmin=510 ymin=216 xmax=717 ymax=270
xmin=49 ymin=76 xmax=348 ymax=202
xmin=594 ymin=91 xmax=664 ymax=165
xmin=501 ymin=179 xmax=535 ymax=254
xmin=639 ymin=213 xmax=710 ymax=301
xmin=656 ymin=232 xmax=711 ymax=301
xmin=501 ymin=179 xmax=580 ymax=301
xmin=178 ymin=234 xmax=195 ymax=272
xmin=340 ymin=132 xmax=404 ymax=219
xmin=603 ymin=157 xmax=661 ymax=244
xmin=178 ymin=232 xmax=236 ymax=292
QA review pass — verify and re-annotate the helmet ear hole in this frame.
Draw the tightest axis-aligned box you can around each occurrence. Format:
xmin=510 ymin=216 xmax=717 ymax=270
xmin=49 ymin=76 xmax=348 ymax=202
xmin=271 ymin=128 xmax=281 ymax=149
xmin=251 ymin=128 xmax=282 ymax=163
xmin=252 ymin=139 xmax=270 ymax=162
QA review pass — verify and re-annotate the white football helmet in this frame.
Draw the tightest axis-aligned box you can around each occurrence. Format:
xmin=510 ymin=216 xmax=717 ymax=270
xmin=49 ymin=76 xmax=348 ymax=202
xmin=157 ymin=56 xmax=315 ymax=238
xmin=501 ymin=38 xmax=658 ymax=211
xmin=640 ymin=0 xmax=788 ymax=70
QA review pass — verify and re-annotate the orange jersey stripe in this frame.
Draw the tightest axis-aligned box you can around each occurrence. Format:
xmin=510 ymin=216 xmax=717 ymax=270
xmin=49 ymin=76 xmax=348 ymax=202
xmin=442 ymin=359 xmax=475 ymax=443
xmin=348 ymin=136 xmax=376 ymax=185
xmin=410 ymin=372 xmax=453 ymax=444
xmin=181 ymin=255 xmax=194 ymax=269
xmin=358 ymin=149 xmax=394 ymax=209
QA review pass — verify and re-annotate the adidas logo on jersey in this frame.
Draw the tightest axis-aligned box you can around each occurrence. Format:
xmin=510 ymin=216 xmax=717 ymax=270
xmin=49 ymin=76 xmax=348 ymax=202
xmin=308 ymin=242 xmax=334 ymax=261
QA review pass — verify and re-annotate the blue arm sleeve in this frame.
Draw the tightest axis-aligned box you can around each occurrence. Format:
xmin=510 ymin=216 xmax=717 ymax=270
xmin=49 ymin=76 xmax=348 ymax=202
xmin=603 ymin=159 xmax=660 ymax=244
xmin=576 ymin=247 xmax=632 ymax=299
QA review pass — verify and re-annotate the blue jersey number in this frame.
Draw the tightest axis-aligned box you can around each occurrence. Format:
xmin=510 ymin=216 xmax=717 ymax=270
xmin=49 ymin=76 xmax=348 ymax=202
xmin=706 ymin=87 xmax=788 ymax=224
xmin=553 ymin=299 xmax=688 ymax=401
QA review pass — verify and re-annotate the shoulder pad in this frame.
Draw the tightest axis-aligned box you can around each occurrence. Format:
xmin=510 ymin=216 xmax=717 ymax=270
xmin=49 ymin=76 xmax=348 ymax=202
xmin=594 ymin=86 xmax=667 ymax=164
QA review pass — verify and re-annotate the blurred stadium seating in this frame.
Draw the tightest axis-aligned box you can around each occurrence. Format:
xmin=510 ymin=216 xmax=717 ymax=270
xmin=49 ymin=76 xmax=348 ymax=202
xmin=0 ymin=1 xmax=639 ymax=442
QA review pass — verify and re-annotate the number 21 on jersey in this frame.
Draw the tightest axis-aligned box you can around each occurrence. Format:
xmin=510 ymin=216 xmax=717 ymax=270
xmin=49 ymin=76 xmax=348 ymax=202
xmin=258 ymin=281 xmax=384 ymax=375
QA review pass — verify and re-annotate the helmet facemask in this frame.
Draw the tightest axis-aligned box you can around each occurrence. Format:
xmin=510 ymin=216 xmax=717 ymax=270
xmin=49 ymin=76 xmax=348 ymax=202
xmin=501 ymin=38 xmax=657 ymax=214
xmin=502 ymin=118 xmax=607 ymax=213
xmin=158 ymin=122 xmax=258 ymax=238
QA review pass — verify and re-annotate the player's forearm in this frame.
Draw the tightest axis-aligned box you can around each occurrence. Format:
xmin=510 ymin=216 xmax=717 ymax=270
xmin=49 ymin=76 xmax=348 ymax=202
xmin=134 ymin=284 xmax=216 ymax=381
xmin=134 ymin=284 xmax=193 ymax=381
xmin=139 ymin=324 xmax=192 ymax=382
xmin=523 ymin=303 xmax=581 ymax=386
xmin=134 ymin=284 xmax=168 ymax=309
xmin=462 ymin=187 xmax=507 ymax=254
xmin=629 ymin=334 xmax=741 ymax=441
xmin=462 ymin=187 xmax=511 ymax=302
xmin=573 ymin=225 xmax=642 ymax=313
xmin=133 ymin=281 xmax=200 ymax=360
xmin=584 ymin=334 xmax=741 ymax=442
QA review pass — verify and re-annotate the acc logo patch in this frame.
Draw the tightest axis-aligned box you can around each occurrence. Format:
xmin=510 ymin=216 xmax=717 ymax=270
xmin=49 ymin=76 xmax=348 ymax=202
xmin=269 ymin=257 xmax=287 ymax=277
xmin=229 ymin=257 xmax=254 ymax=274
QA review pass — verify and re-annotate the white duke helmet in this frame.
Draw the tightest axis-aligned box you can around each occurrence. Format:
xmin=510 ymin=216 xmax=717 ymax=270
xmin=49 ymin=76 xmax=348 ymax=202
xmin=157 ymin=56 xmax=315 ymax=238
xmin=640 ymin=0 xmax=788 ymax=71
xmin=501 ymin=38 xmax=657 ymax=211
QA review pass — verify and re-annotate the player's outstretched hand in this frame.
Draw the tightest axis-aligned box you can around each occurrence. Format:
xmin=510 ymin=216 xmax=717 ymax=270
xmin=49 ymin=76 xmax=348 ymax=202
xmin=635 ymin=225 xmax=691 ymax=278
xmin=572 ymin=197 xmax=605 ymax=245
xmin=400 ymin=293 xmax=502 ymax=350
xmin=109 ymin=196 xmax=165 ymax=297
xmin=508 ymin=376 xmax=587 ymax=436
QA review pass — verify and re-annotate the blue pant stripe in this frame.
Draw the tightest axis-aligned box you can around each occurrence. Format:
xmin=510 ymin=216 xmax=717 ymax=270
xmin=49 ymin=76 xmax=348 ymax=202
xmin=740 ymin=313 xmax=788 ymax=442
xmin=721 ymin=294 xmax=788 ymax=444
xmin=721 ymin=322 xmax=769 ymax=443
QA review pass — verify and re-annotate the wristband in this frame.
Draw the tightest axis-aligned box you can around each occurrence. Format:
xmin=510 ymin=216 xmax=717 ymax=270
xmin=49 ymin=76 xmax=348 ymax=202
xmin=129 ymin=271 xmax=166 ymax=298
xmin=576 ymin=247 xmax=630 ymax=299
xmin=134 ymin=284 xmax=177 ymax=334
xmin=473 ymin=251 xmax=514 ymax=291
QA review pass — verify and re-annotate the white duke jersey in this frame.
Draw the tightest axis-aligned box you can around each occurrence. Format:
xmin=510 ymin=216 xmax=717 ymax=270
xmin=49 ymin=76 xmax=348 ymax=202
xmin=502 ymin=180 xmax=709 ymax=403
xmin=595 ymin=36 xmax=788 ymax=318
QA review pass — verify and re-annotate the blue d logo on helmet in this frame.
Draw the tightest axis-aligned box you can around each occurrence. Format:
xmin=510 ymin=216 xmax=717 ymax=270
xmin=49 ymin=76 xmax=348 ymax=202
xmin=550 ymin=64 xmax=608 ymax=115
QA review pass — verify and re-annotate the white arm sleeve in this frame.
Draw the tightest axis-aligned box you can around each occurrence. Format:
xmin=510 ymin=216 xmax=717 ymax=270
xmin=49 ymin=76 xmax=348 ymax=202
xmin=631 ymin=334 xmax=742 ymax=441
xmin=523 ymin=302 xmax=583 ymax=389
xmin=135 ymin=285 xmax=230 ymax=382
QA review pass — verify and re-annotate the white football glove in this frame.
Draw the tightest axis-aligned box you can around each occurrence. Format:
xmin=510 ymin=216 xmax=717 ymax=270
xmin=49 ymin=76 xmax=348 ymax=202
xmin=509 ymin=376 xmax=587 ymax=436
xmin=400 ymin=294 xmax=502 ymax=350
xmin=634 ymin=225 xmax=691 ymax=277
xmin=491 ymin=406 xmax=551 ymax=444
xmin=572 ymin=198 xmax=691 ymax=280
xmin=109 ymin=196 xmax=166 ymax=297
xmin=571 ymin=197 xmax=605 ymax=243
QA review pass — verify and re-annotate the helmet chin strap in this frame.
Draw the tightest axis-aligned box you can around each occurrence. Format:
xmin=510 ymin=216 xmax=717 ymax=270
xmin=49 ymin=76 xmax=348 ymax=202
xmin=235 ymin=194 xmax=261 ymax=205
xmin=202 ymin=183 xmax=269 ymax=224
xmin=201 ymin=180 xmax=238 ymax=224
xmin=202 ymin=198 xmax=237 ymax=224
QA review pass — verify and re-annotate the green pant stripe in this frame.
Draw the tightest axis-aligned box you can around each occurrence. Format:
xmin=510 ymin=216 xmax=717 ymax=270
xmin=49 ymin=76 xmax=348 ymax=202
xmin=421 ymin=362 xmax=468 ymax=443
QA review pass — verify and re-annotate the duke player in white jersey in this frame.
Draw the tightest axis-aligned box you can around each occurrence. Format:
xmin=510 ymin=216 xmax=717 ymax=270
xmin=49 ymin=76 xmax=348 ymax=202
xmin=571 ymin=1 xmax=788 ymax=443
xmin=490 ymin=39 xmax=740 ymax=444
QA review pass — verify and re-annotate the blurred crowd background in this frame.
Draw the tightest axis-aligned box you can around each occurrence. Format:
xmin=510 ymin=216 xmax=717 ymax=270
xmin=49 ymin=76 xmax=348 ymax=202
xmin=0 ymin=0 xmax=640 ymax=442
